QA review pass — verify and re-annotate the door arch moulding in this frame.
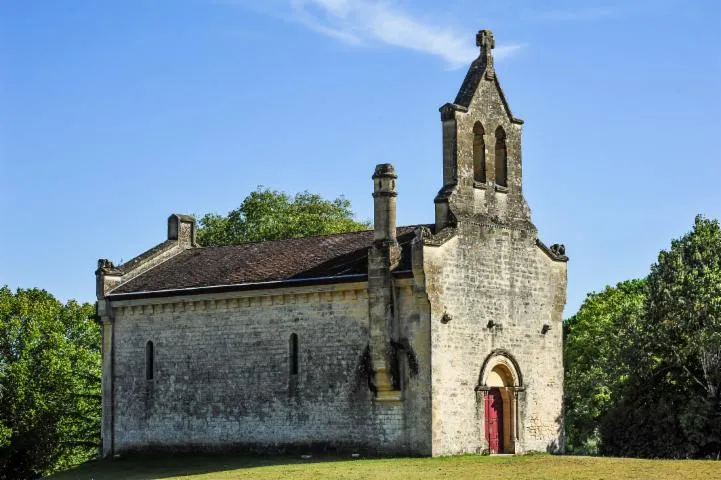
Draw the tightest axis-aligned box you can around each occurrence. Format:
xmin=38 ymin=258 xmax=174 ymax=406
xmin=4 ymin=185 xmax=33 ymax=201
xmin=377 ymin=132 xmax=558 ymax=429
xmin=476 ymin=349 xmax=525 ymax=454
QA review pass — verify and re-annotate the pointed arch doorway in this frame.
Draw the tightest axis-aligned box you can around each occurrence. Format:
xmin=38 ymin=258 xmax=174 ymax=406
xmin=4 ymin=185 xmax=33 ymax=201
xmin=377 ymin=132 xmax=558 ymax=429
xmin=477 ymin=351 xmax=523 ymax=454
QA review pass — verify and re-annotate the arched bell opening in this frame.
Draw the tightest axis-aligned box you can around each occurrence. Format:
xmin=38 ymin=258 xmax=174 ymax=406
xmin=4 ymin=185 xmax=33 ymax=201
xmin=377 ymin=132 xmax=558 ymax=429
xmin=494 ymin=126 xmax=507 ymax=187
xmin=473 ymin=122 xmax=486 ymax=183
xmin=476 ymin=350 xmax=523 ymax=454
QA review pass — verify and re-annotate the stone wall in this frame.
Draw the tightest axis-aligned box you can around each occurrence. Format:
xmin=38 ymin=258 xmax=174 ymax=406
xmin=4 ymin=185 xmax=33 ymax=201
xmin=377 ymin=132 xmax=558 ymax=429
xmin=396 ymin=275 xmax=433 ymax=455
xmin=423 ymin=224 xmax=566 ymax=455
xmin=107 ymin=280 xmax=431 ymax=455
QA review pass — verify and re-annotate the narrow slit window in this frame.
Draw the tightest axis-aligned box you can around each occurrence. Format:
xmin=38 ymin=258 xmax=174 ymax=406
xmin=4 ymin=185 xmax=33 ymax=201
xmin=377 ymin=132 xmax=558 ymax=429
xmin=495 ymin=127 xmax=507 ymax=187
xmin=473 ymin=122 xmax=486 ymax=183
xmin=146 ymin=341 xmax=154 ymax=380
xmin=289 ymin=333 xmax=298 ymax=375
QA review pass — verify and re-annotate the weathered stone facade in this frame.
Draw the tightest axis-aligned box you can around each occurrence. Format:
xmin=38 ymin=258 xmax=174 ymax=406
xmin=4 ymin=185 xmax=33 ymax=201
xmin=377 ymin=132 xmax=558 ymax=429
xmin=96 ymin=29 xmax=566 ymax=458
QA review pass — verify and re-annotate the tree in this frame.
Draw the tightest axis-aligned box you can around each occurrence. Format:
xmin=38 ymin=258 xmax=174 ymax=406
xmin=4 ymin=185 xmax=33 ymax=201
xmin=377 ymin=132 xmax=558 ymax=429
xmin=0 ymin=287 xmax=100 ymax=479
xmin=601 ymin=215 xmax=721 ymax=458
xmin=197 ymin=187 xmax=371 ymax=246
xmin=646 ymin=215 xmax=721 ymax=406
xmin=563 ymin=279 xmax=646 ymax=454
xmin=565 ymin=216 xmax=721 ymax=458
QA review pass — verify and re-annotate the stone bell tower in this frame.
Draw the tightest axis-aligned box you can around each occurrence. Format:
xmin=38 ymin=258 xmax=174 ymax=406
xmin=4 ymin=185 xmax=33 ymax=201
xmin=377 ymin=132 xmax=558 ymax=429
xmin=424 ymin=29 xmax=568 ymax=456
xmin=435 ymin=29 xmax=534 ymax=234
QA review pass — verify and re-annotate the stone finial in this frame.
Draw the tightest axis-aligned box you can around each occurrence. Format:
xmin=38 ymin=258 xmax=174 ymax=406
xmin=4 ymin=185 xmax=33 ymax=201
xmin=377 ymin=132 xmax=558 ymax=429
xmin=95 ymin=258 xmax=123 ymax=300
xmin=476 ymin=29 xmax=495 ymax=57
xmin=476 ymin=29 xmax=496 ymax=79
xmin=96 ymin=258 xmax=121 ymax=275
xmin=372 ymin=164 xmax=398 ymax=199
xmin=372 ymin=163 xmax=397 ymax=181
xmin=97 ymin=258 xmax=115 ymax=272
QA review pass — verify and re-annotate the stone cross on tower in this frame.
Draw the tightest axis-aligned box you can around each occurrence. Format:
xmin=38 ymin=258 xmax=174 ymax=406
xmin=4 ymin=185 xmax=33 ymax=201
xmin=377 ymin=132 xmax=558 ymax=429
xmin=476 ymin=29 xmax=495 ymax=56
xmin=476 ymin=29 xmax=495 ymax=79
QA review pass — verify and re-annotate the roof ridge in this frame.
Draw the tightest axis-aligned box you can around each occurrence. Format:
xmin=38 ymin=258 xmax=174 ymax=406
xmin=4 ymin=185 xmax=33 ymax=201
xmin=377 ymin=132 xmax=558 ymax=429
xmin=195 ymin=224 xmax=426 ymax=250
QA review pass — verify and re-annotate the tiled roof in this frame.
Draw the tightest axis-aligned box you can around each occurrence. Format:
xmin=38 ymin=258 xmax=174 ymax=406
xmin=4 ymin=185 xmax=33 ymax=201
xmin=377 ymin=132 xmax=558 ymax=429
xmin=109 ymin=226 xmax=422 ymax=296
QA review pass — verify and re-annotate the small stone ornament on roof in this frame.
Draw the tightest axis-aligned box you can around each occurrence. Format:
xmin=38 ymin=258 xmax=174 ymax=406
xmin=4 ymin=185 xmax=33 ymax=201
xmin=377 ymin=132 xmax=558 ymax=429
xmin=476 ymin=29 xmax=496 ymax=79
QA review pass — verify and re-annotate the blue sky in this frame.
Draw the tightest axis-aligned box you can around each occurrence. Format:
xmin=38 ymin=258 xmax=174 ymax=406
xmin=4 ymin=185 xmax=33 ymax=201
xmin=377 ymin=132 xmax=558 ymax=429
xmin=1 ymin=0 xmax=719 ymax=316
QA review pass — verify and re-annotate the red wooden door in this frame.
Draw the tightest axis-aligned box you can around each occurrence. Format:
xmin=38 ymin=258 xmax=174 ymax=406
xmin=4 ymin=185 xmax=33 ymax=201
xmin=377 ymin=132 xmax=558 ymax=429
xmin=485 ymin=388 xmax=504 ymax=453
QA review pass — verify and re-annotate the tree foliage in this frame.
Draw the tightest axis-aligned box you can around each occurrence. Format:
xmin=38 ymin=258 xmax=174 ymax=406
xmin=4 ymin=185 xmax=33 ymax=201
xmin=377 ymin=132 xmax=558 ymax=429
xmin=197 ymin=187 xmax=370 ymax=246
xmin=645 ymin=215 xmax=721 ymax=404
xmin=601 ymin=215 xmax=721 ymax=458
xmin=565 ymin=215 xmax=721 ymax=458
xmin=563 ymin=279 xmax=646 ymax=454
xmin=0 ymin=287 xmax=100 ymax=479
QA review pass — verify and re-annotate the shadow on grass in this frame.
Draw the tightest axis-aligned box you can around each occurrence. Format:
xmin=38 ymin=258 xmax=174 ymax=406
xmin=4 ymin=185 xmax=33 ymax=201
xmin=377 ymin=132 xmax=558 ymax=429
xmin=47 ymin=453 xmax=366 ymax=480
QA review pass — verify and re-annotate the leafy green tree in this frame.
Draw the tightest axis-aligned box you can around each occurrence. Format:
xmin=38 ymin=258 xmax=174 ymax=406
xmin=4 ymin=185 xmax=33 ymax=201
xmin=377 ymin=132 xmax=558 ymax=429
xmin=566 ymin=216 xmax=721 ymax=458
xmin=197 ymin=187 xmax=370 ymax=246
xmin=601 ymin=216 xmax=721 ymax=458
xmin=0 ymin=287 xmax=100 ymax=479
xmin=563 ymin=279 xmax=646 ymax=454
xmin=645 ymin=215 xmax=721 ymax=406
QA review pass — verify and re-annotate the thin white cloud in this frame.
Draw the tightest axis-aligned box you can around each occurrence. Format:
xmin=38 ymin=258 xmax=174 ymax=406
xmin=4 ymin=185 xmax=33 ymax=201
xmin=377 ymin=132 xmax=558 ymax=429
xmin=288 ymin=0 xmax=525 ymax=69
xmin=291 ymin=2 xmax=363 ymax=45
xmin=532 ymin=6 xmax=623 ymax=22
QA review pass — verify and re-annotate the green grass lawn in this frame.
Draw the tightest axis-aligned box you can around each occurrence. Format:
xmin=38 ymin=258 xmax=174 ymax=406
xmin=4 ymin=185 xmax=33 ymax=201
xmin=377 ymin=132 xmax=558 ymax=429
xmin=47 ymin=454 xmax=720 ymax=480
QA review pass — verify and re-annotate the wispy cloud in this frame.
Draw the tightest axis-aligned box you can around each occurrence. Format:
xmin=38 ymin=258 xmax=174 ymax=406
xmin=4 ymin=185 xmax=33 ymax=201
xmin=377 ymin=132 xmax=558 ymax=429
xmin=286 ymin=0 xmax=525 ymax=69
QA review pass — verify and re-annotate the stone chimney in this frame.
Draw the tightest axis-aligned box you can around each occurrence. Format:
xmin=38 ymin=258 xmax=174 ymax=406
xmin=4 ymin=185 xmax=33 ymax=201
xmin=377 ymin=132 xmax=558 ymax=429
xmin=368 ymin=163 xmax=401 ymax=401
xmin=168 ymin=213 xmax=197 ymax=247
xmin=372 ymin=163 xmax=398 ymax=244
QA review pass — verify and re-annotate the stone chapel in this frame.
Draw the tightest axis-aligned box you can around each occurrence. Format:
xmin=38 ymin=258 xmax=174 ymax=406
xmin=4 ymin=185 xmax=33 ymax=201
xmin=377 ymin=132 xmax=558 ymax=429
xmin=95 ymin=30 xmax=567 ymax=458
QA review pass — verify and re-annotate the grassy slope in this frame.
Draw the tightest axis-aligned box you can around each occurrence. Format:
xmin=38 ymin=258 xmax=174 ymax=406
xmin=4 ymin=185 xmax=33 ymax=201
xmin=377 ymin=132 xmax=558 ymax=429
xmin=48 ymin=454 xmax=720 ymax=480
